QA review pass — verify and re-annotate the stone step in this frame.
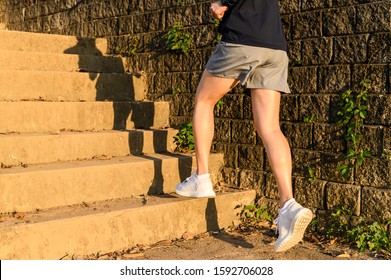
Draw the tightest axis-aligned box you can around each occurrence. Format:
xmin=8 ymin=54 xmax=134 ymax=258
xmin=0 ymin=153 xmax=224 ymax=213
xmin=0 ymin=101 xmax=170 ymax=133
xmin=0 ymin=129 xmax=178 ymax=167
xmin=0 ymin=190 xmax=256 ymax=259
xmin=0 ymin=30 xmax=107 ymax=54
xmin=0 ymin=50 xmax=126 ymax=73
xmin=0 ymin=70 xmax=146 ymax=102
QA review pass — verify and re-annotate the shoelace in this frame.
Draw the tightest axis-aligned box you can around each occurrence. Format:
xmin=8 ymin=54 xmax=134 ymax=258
xmin=183 ymin=171 xmax=197 ymax=183
xmin=183 ymin=175 xmax=196 ymax=183
xmin=181 ymin=172 xmax=197 ymax=185
xmin=273 ymin=217 xmax=280 ymax=235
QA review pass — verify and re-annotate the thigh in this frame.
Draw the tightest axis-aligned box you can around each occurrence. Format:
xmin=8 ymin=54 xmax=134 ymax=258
xmin=196 ymin=70 xmax=239 ymax=104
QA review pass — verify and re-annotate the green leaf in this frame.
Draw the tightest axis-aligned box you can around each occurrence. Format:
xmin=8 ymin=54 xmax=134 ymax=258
xmin=363 ymin=150 xmax=372 ymax=158
xmin=356 ymin=156 xmax=363 ymax=166
xmin=346 ymin=149 xmax=356 ymax=159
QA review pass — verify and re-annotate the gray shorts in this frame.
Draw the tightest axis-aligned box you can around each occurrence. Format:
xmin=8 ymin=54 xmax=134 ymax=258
xmin=206 ymin=41 xmax=291 ymax=93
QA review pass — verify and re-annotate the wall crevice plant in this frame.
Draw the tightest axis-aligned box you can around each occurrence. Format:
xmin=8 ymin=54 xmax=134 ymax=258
xmin=166 ymin=22 xmax=192 ymax=54
xmin=336 ymin=79 xmax=372 ymax=179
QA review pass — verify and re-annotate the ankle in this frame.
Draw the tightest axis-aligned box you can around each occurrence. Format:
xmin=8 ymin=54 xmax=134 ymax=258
xmin=196 ymin=172 xmax=210 ymax=180
xmin=280 ymin=198 xmax=295 ymax=211
xmin=196 ymin=169 xmax=210 ymax=176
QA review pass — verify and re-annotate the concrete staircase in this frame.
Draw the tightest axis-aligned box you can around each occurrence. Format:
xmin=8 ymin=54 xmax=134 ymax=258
xmin=0 ymin=30 xmax=256 ymax=259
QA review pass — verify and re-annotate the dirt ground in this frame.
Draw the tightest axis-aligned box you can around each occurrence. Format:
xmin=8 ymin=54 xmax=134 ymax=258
xmin=79 ymin=226 xmax=390 ymax=261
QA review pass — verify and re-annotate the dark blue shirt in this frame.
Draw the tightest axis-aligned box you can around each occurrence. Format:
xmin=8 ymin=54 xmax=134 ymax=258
xmin=219 ymin=0 xmax=287 ymax=51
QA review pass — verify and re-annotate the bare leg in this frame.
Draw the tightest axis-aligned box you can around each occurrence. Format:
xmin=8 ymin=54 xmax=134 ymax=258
xmin=250 ymin=89 xmax=293 ymax=207
xmin=193 ymin=70 xmax=238 ymax=175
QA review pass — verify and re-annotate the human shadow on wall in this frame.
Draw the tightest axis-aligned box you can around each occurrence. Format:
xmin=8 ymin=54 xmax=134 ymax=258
xmin=64 ymin=38 xmax=161 ymax=197
xmin=64 ymin=37 xmax=151 ymax=130
xmin=128 ymin=129 xmax=193 ymax=195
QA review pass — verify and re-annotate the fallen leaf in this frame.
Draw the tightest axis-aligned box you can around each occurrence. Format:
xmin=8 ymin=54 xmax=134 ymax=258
xmin=0 ymin=217 xmax=7 ymax=222
xmin=14 ymin=212 xmax=26 ymax=220
xmin=312 ymin=236 xmax=324 ymax=245
xmin=337 ymin=253 xmax=350 ymax=258
xmin=182 ymin=232 xmax=195 ymax=240
xmin=156 ymin=240 xmax=172 ymax=246
xmin=258 ymin=221 xmax=270 ymax=227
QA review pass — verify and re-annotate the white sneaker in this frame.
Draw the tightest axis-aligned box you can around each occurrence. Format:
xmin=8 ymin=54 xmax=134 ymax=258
xmin=175 ymin=172 xmax=216 ymax=198
xmin=274 ymin=200 xmax=313 ymax=252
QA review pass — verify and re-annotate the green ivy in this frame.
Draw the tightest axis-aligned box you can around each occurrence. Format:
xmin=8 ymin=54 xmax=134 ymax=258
xmin=321 ymin=206 xmax=391 ymax=252
xmin=336 ymin=79 xmax=372 ymax=179
xmin=215 ymin=99 xmax=224 ymax=110
xmin=324 ymin=206 xmax=352 ymax=240
xmin=113 ymin=36 xmax=139 ymax=56
xmin=303 ymin=113 xmax=316 ymax=123
xmin=238 ymin=204 xmax=272 ymax=228
xmin=166 ymin=22 xmax=192 ymax=54
xmin=307 ymin=166 xmax=318 ymax=182
xmin=347 ymin=220 xmax=391 ymax=252
xmin=171 ymin=86 xmax=182 ymax=95
xmin=210 ymin=18 xmax=222 ymax=44
xmin=173 ymin=122 xmax=194 ymax=152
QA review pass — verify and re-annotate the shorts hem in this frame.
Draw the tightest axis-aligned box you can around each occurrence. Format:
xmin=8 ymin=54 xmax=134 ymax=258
xmin=205 ymin=68 xmax=240 ymax=81
xmin=246 ymin=85 xmax=291 ymax=94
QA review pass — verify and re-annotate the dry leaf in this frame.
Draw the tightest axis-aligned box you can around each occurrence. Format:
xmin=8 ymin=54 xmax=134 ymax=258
xmin=182 ymin=232 xmax=195 ymax=240
xmin=337 ymin=253 xmax=350 ymax=258
xmin=14 ymin=212 xmax=26 ymax=220
xmin=156 ymin=240 xmax=172 ymax=246
xmin=258 ymin=221 xmax=270 ymax=227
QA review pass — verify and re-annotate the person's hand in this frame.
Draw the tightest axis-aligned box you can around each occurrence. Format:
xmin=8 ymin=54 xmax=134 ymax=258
xmin=210 ymin=1 xmax=228 ymax=19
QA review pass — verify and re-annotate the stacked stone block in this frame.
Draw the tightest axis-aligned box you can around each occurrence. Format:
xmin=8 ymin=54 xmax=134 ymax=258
xmin=1 ymin=0 xmax=390 ymax=222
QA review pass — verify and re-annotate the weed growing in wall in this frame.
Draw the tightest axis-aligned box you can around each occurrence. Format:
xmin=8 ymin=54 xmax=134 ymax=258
xmin=172 ymin=86 xmax=182 ymax=95
xmin=307 ymin=166 xmax=318 ymax=182
xmin=315 ymin=206 xmax=391 ymax=253
xmin=210 ymin=18 xmax=222 ymax=44
xmin=114 ymin=36 xmax=139 ymax=56
xmin=166 ymin=22 xmax=192 ymax=54
xmin=173 ymin=122 xmax=194 ymax=152
xmin=215 ymin=99 xmax=224 ymax=110
xmin=336 ymin=79 xmax=372 ymax=179
xmin=238 ymin=203 xmax=272 ymax=228
xmin=303 ymin=113 xmax=316 ymax=123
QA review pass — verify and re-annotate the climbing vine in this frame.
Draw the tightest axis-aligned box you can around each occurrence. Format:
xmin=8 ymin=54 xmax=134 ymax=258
xmin=336 ymin=79 xmax=372 ymax=178
xmin=166 ymin=22 xmax=192 ymax=54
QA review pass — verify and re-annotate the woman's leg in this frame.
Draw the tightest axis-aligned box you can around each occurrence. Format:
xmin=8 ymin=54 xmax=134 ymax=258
xmin=250 ymin=89 xmax=293 ymax=207
xmin=251 ymin=88 xmax=313 ymax=252
xmin=193 ymin=70 xmax=238 ymax=175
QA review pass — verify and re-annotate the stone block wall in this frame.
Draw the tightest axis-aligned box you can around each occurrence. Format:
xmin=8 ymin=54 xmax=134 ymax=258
xmin=0 ymin=1 xmax=5 ymax=23
xmin=2 ymin=0 xmax=390 ymax=222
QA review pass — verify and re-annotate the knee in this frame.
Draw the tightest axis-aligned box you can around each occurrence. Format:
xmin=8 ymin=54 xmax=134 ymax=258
xmin=195 ymin=92 xmax=218 ymax=108
xmin=257 ymin=126 xmax=283 ymax=142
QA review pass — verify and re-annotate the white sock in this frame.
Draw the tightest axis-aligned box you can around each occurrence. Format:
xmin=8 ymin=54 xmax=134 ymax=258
xmin=196 ymin=173 xmax=210 ymax=179
xmin=280 ymin=198 xmax=295 ymax=212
